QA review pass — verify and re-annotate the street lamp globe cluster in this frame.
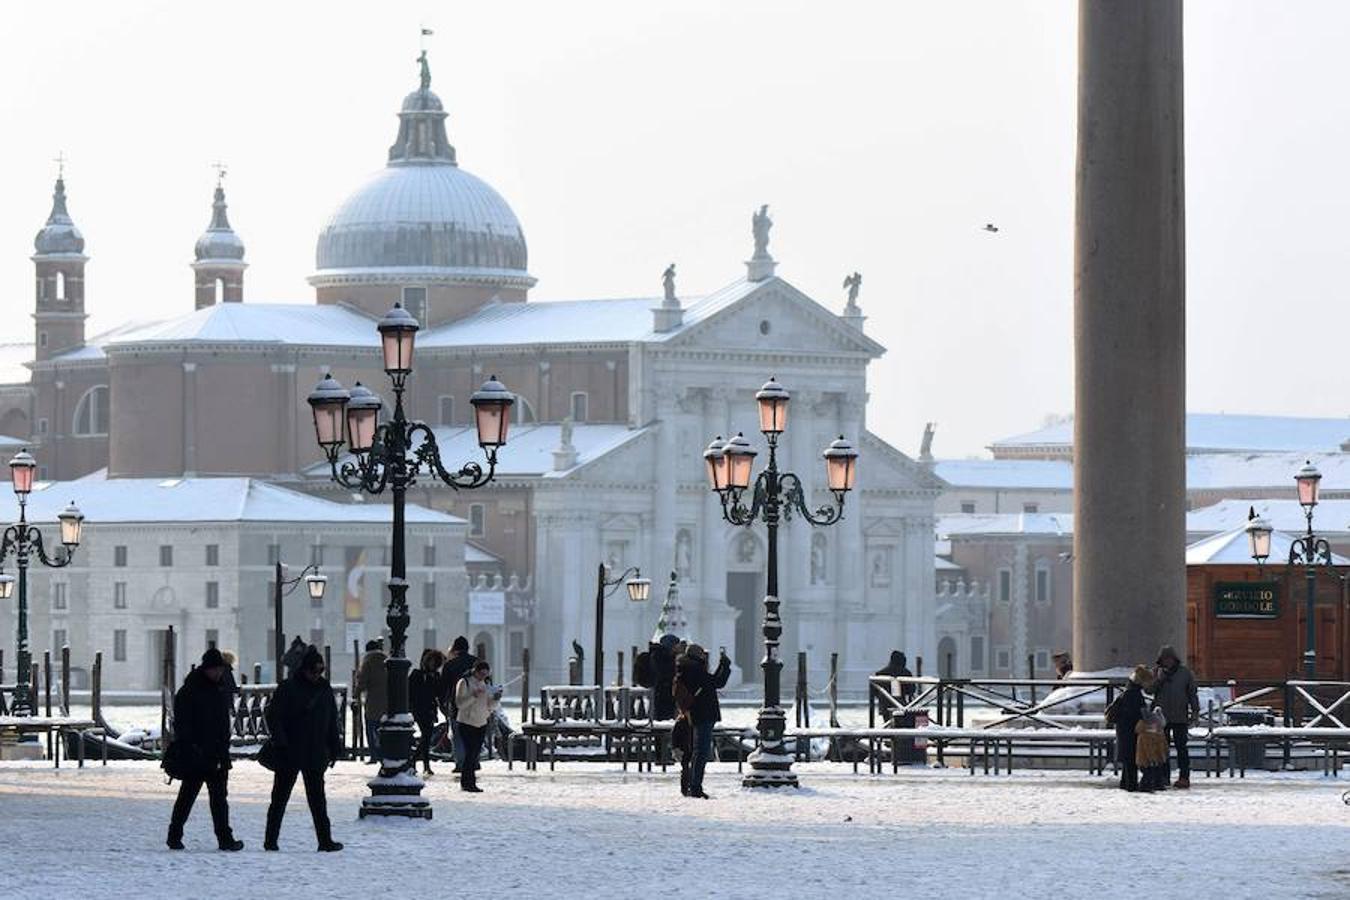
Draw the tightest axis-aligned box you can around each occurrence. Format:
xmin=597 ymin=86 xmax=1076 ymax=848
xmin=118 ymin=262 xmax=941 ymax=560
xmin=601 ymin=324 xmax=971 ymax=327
xmin=307 ymin=302 xmax=514 ymax=820
xmin=0 ymin=448 xmax=84 ymax=716
xmin=703 ymin=377 xmax=857 ymax=788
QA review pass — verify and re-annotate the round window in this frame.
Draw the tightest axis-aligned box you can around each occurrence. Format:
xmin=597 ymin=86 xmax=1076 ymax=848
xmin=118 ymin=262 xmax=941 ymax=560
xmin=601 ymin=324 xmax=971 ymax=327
xmin=759 ymin=320 xmax=772 ymax=335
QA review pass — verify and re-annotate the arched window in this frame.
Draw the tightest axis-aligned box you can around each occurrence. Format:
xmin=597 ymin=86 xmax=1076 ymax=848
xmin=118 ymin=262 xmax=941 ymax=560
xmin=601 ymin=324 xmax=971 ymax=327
xmin=73 ymin=385 xmax=110 ymax=436
xmin=56 ymin=271 xmax=66 ymax=301
xmin=215 ymin=278 xmax=224 ymax=305
xmin=514 ymin=395 xmax=537 ymax=425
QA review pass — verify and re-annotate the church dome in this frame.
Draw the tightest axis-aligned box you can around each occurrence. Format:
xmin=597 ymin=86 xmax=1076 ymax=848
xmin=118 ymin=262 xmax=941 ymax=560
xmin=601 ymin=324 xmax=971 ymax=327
xmin=313 ymin=53 xmax=532 ymax=287
xmin=315 ymin=164 xmax=527 ymax=272
xmin=34 ymin=177 xmax=85 ymax=256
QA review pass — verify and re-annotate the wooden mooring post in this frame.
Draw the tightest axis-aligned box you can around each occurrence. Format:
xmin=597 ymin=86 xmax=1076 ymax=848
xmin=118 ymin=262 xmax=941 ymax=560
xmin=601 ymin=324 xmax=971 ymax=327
xmin=829 ymin=652 xmax=840 ymax=728
xmin=60 ymin=645 xmax=71 ymax=716
xmin=520 ymin=647 xmax=531 ymax=724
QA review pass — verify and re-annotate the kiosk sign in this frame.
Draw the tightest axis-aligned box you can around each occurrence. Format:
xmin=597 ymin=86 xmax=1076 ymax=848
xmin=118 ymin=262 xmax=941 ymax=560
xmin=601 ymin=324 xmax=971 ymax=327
xmin=1214 ymin=582 xmax=1279 ymax=618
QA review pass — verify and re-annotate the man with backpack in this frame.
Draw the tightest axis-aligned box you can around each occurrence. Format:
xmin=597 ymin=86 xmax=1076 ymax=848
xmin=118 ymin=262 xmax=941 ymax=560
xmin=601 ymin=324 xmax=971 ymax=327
xmin=164 ymin=648 xmax=243 ymax=851
xmin=673 ymin=644 xmax=732 ymax=799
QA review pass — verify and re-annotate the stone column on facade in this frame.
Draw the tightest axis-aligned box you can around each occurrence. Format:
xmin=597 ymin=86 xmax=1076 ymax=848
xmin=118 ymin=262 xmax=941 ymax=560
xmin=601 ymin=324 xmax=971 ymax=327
xmin=537 ymin=360 xmax=551 ymax=422
xmin=651 ymin=393 xmax=677 ymax=596
xmin=700 ymin=386 xmax=734 ymax=675
xmin=273 ymin=362 xmax=297 ymax=474
xmin=51 ymin=380 xmax=65 ymax=477
xmin=1074 ymin=2 xmax=1186 ymax=669
xmin=181 ymin=362 xmax=198 ymax=475
xmin=1010 ymin=541 xmax=1029 ymax=679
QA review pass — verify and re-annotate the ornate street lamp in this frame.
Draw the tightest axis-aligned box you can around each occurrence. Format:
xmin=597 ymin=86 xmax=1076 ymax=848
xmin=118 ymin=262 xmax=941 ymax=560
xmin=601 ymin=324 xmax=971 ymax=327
xmin=1245 ymin=507 xmax=1273 ymax=572
xmin=271 ymin=561 xmax=327 ymax=680
xmin=705 ymin=377 xmax=858 ymax=788
xmin=0 ymin=449 xmax=83 ymax=716
xmin=592 ymin=564 xmax=652 ymax=686
xmin=308 ymin=302 xmax=513 ymax=820
xmin=1287 ymin=461 xmax=1331 ymax=679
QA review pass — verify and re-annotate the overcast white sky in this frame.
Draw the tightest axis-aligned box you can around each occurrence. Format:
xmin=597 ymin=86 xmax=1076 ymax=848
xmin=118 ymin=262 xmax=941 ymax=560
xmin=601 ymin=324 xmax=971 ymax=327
xmin=2 ymin=1 xmax=1347 ymax=458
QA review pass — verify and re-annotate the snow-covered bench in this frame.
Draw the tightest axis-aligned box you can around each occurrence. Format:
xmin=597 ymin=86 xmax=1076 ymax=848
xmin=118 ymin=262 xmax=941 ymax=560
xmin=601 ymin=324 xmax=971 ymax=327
xmin=1205 ymin=725 xmax=1349 ymax=778
xmin=0 ymin=715 xmax=107 ymax=767
xmin=790 ymin=726 xmax=1118 ymax=775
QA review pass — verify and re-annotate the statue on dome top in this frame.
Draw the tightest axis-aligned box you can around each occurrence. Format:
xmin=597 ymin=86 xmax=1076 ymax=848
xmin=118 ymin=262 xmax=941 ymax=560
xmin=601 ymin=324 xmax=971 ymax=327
xmin=417 ymin=49 xmax=432 ymax=91
xmin=843 ymin=271 xmax=863 ymax=312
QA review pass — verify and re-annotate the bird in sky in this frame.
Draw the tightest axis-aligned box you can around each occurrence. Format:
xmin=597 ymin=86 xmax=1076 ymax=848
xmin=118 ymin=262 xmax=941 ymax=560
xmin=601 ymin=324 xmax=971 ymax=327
xmin=983 ymin=223 xmax=1000 ymax=233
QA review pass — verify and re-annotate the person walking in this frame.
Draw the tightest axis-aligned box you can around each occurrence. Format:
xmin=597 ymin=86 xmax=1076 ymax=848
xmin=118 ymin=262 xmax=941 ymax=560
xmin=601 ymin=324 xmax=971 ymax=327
xmin=410 ymin=649 xmax=445 ymax=776
xmin=354 ymin=639 xmax=387 ymax=763
xmin=165 ymin=648 xmax=243 ymax=851
xmin=454 ymin=660 xmax=498 ymax=792
xmin=1152 ymin=644 xmax=1200 ymax=789
xmin=1052 ymin=651 xmax=1074 ymax=680
xmin=674 ymin=644 xmax=731 ymax=799
xmin=263 ymin=645 xmax=343 ymax=852
xmin=1105 ymin=665 xmax=1150 ymax=792
xmin=439 ymin=636 xmax=477 ymax=771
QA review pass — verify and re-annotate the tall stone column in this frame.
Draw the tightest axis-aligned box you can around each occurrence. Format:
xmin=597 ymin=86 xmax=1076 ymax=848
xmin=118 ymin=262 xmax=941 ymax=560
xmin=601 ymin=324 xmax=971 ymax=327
xmin=1073 ymin=1 xmax=1186 ymax=669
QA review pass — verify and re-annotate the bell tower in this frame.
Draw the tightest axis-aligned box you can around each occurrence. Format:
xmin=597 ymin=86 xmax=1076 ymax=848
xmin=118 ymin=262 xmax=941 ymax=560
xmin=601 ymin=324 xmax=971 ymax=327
xmin=32 ymin=168 xmax=88 ymax=362
xmin=192 ymin=169 xmax=247 ymax=309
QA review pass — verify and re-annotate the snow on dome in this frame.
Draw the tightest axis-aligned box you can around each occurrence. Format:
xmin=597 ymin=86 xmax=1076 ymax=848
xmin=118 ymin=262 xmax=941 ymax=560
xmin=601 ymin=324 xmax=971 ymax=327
xmin=34 ymin=177 xmax=85 ymax=256
xmin=315 ymin=165 xmax=527 ymax=273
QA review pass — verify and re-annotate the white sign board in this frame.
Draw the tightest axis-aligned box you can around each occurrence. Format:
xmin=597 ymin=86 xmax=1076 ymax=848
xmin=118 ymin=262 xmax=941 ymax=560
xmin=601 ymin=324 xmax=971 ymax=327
xmin=344 ymin=621 xmax=365 ymax=650
xmin=469 ymin=591 xmax=506 ymax=625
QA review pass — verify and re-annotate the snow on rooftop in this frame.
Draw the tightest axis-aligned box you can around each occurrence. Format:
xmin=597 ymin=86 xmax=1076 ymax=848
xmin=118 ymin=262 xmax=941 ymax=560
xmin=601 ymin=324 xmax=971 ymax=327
xmin=936 ymin=512 xmax=1074 ymax=538
xmin=934 ymin=458 xmax=1073 ymax=489
xmin=100 ymin=303 xmax=378 ymax=350
xmin=303 ymin=422 xmax=647 ymax=480
xmin=20 ymin=470 xmax=460 ymax=525
xmin=419 ymin=279 xmax=761 ymax=347
xmin=1185 ymin=524 xmax=1350 ymax=565
xmin=992 ymin=412 xmax=1350 ymax=454
xmin=1186 ymin=497 xmax=1350 ymax=537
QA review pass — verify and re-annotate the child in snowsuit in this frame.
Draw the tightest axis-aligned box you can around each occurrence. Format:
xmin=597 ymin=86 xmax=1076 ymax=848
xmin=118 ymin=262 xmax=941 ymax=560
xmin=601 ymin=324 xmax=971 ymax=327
xmin=1136 ymin=708 xmax=1169 ymax=792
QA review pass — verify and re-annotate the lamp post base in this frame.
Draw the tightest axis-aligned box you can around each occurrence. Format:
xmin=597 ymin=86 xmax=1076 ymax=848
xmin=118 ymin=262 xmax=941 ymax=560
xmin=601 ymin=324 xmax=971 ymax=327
xmin=359 ymin=715 xmax=432 ymax=819
xmin=743 ymin=705 xmax=798 ymax=788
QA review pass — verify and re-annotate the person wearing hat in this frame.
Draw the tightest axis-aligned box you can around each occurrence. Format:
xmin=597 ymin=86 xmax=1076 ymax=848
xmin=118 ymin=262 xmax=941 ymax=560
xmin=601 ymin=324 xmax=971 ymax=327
xmin=263 ymin=645 xmax=343 ymax=851
xmin=165 ymin=648 xmax=243 ymax=851
xmin=1105 ymin=665 xmax=1152 ymax=792
xmin=1152 ymin=644 xmax=1200 ymax=789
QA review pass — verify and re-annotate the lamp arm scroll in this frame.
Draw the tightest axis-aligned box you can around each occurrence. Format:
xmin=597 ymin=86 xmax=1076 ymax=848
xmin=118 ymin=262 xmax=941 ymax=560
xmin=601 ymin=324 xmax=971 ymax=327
xmin=28 ymin=527 xmax=73 ymax=568
xmin=780 ymin=472 xmax=845 ymax=526
xmin=723 ymin=472 xmax=770 ymax=527
xmin=408 ymin=422 xmax=495 ymax=491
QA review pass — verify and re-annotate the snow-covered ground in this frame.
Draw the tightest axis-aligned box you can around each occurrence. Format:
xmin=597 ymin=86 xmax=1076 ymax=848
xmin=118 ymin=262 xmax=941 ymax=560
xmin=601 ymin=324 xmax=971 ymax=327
xmin=0 ymin=760 xmax=1346 ymax=899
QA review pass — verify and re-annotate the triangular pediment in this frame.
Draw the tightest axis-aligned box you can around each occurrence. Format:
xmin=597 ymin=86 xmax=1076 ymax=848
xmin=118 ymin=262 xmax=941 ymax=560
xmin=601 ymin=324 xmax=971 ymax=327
xmin=663 ymin=277 xmax=885 ymax=357
xmin=859 ymin=431 xmax=946 ymax=494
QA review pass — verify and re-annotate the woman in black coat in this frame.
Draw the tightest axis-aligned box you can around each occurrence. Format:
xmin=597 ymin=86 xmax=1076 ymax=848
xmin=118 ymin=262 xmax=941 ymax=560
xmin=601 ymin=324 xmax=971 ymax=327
xmin=673 ymin=644 xmax=731 ymax=799
xmin=410 ymin=649 xmax=445 ymax=776
xmin=165 ymin=648 xmax=242 ymax=851
xmin=263 ymin=646 xmax=343 ymax=851
xmin=1107 ymin=666 xmax=1151 ymax=792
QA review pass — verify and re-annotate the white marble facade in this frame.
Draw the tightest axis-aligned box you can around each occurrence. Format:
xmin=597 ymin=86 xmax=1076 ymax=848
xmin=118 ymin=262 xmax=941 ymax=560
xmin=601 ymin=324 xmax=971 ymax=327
xmin=526 ymin=277 xmax=941 ymax=691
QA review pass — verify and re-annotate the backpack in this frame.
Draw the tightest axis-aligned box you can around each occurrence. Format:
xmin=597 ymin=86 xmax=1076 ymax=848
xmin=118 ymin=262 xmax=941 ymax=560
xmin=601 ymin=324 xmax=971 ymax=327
xmin=633 ymin=651 xmax=655 ymax=688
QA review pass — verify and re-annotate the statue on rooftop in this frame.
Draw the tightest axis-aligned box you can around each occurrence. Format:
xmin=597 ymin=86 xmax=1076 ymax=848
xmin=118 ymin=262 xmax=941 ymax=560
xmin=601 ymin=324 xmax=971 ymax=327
xmin=662 ymin=264 xmax=677 ymax=303
xmin=843 ymin=271 xmax=862 ymax=309
xmin=752 ymin=204 xmax=772 ymax=259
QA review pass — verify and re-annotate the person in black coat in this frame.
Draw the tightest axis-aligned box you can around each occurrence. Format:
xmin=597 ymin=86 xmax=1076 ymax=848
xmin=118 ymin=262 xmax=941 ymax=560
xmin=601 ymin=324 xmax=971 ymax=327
xmin=1107 ymin=665 xmax=1152 ymax=792
xmin=410 ymin=649 xmax=445 ymax=776
xmin=649 ymin=634 xmax=680 ymax=721
xmin=263 ymin=645 xmax=343 ymax=851
xmin=166 ymin=648 xmax=242 ymax=851
xmin=873 ymin=650 xmax=915 ymax=707
xmin=674 ymin=644 xmax=731 ymax=799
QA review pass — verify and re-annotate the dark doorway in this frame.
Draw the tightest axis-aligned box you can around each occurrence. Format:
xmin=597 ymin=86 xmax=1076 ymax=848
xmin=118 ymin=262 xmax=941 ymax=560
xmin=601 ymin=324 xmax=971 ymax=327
xmin=726 ymin=572 xmax=762 ymax=682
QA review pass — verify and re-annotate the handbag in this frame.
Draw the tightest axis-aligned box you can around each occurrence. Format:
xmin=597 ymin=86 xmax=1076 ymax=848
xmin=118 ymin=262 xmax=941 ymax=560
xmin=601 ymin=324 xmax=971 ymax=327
xmin=256 ymin=737 xmax=284 ymax=772
xmin=671 ymin=714 xmax=693 ymax=756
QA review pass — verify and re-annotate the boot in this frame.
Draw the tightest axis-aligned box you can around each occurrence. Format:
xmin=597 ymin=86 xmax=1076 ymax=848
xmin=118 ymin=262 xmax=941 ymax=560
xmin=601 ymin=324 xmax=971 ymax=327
xmin=317 ymin=840 xmax=344 ymax=852
xmin=218 ymin=838 xmax=244 ymax=852
xmin=1174 ymin=776 xmax=1190 ymax=789
xmin=166 ymin=837 xmax=185 ymax=851
xmin=263 ymin=842 xmax=279 ymax=852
